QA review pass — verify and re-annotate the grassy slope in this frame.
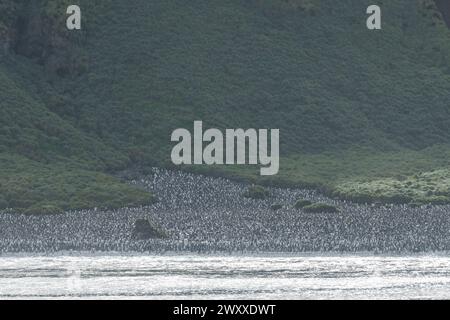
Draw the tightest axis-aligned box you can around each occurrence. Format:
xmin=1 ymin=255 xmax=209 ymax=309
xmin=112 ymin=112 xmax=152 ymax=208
xmin=214 ymin=144 xmax=450 ymax=204
xmin=0 ymin=58 xmax=155 ymax=212
xmin=64 ymin=0 xmax=450 ymax=154
xmin=2 ymin=0 xmax=450 ymax=210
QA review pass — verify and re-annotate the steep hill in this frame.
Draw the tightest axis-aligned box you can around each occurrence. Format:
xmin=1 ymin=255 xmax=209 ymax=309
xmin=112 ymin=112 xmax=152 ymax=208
xmin=2 ymin=0 xmax=450 ymax=211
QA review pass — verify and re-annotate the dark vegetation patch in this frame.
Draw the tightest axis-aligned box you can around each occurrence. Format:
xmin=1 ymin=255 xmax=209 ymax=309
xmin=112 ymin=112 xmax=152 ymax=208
xmin=0 ymin=154 xmax=156 ymax=214
xmin=294 ymin=199 xmax=312 ymax=209
xmin=303 ymin=203 xmax=339 ymax=213
xmin=270 ymin=204 xmax=283 ymax=211
xmin=244 ymin=186 xmax=270 ymax=200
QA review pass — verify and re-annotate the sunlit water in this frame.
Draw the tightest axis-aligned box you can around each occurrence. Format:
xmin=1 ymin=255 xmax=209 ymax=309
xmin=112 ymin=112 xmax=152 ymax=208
xmin=1 ymin=253 xmax=450 ymax=299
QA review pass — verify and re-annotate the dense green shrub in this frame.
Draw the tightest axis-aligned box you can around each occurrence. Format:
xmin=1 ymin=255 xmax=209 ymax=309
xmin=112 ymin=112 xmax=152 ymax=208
xmin=294 ymin=199 xmax=312 ymax=209
xmin=425 ymin=196 xmax=450 ymax=205
xmin=243 ymin=186 xmax=270 ymax=200
xmin=303 ymin=203 xmax=339 ymax=213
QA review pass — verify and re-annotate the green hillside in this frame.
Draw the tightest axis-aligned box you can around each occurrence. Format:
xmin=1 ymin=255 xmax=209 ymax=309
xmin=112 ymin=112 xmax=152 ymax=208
xmin=2 ymin=0 xmax=450 ymax=211
xmin=0 ymin=60 xmax=155 ymax=212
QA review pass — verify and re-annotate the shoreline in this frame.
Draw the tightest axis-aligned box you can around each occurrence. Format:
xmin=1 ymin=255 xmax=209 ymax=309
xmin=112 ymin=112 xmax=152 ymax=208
xmin=3 ymin=250 xmax=450 ymax=258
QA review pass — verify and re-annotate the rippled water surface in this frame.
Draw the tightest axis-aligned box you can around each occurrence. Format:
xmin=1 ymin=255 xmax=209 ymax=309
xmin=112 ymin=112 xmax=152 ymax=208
xmin=1 ymin=254 xmax=450 ymax=299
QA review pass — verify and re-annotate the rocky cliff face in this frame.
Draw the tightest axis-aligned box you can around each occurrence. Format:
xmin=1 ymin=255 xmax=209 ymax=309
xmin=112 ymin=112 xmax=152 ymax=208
xmin=0 ymin=0 xmax=86 ymax=75
xmin=0 ymin=0 xmax=22 ymax=56
xmin=434 ymin=0 xmax=450 ymax=27
xmin=0 ymin=27 xmax=10 ymax=55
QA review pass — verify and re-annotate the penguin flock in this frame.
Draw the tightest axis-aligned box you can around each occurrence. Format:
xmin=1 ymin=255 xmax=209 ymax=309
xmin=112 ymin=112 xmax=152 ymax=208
xmin=1 ymin=168 xmax=450 ymax=254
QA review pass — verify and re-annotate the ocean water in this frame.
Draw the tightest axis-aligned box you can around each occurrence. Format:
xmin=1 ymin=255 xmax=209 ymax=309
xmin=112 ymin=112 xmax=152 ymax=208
xmin=0 ymin=253 xmax=450 ymax=299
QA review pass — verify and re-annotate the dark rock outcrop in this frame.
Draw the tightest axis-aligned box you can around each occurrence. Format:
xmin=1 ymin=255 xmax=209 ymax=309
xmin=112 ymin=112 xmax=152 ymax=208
xmin=132 ymin=219 xmax=166 ymax=240
xmin=434 ymin=0 xmax=450 ymax=27
xmin=0 ymin=0 xmax=87 ymax=76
